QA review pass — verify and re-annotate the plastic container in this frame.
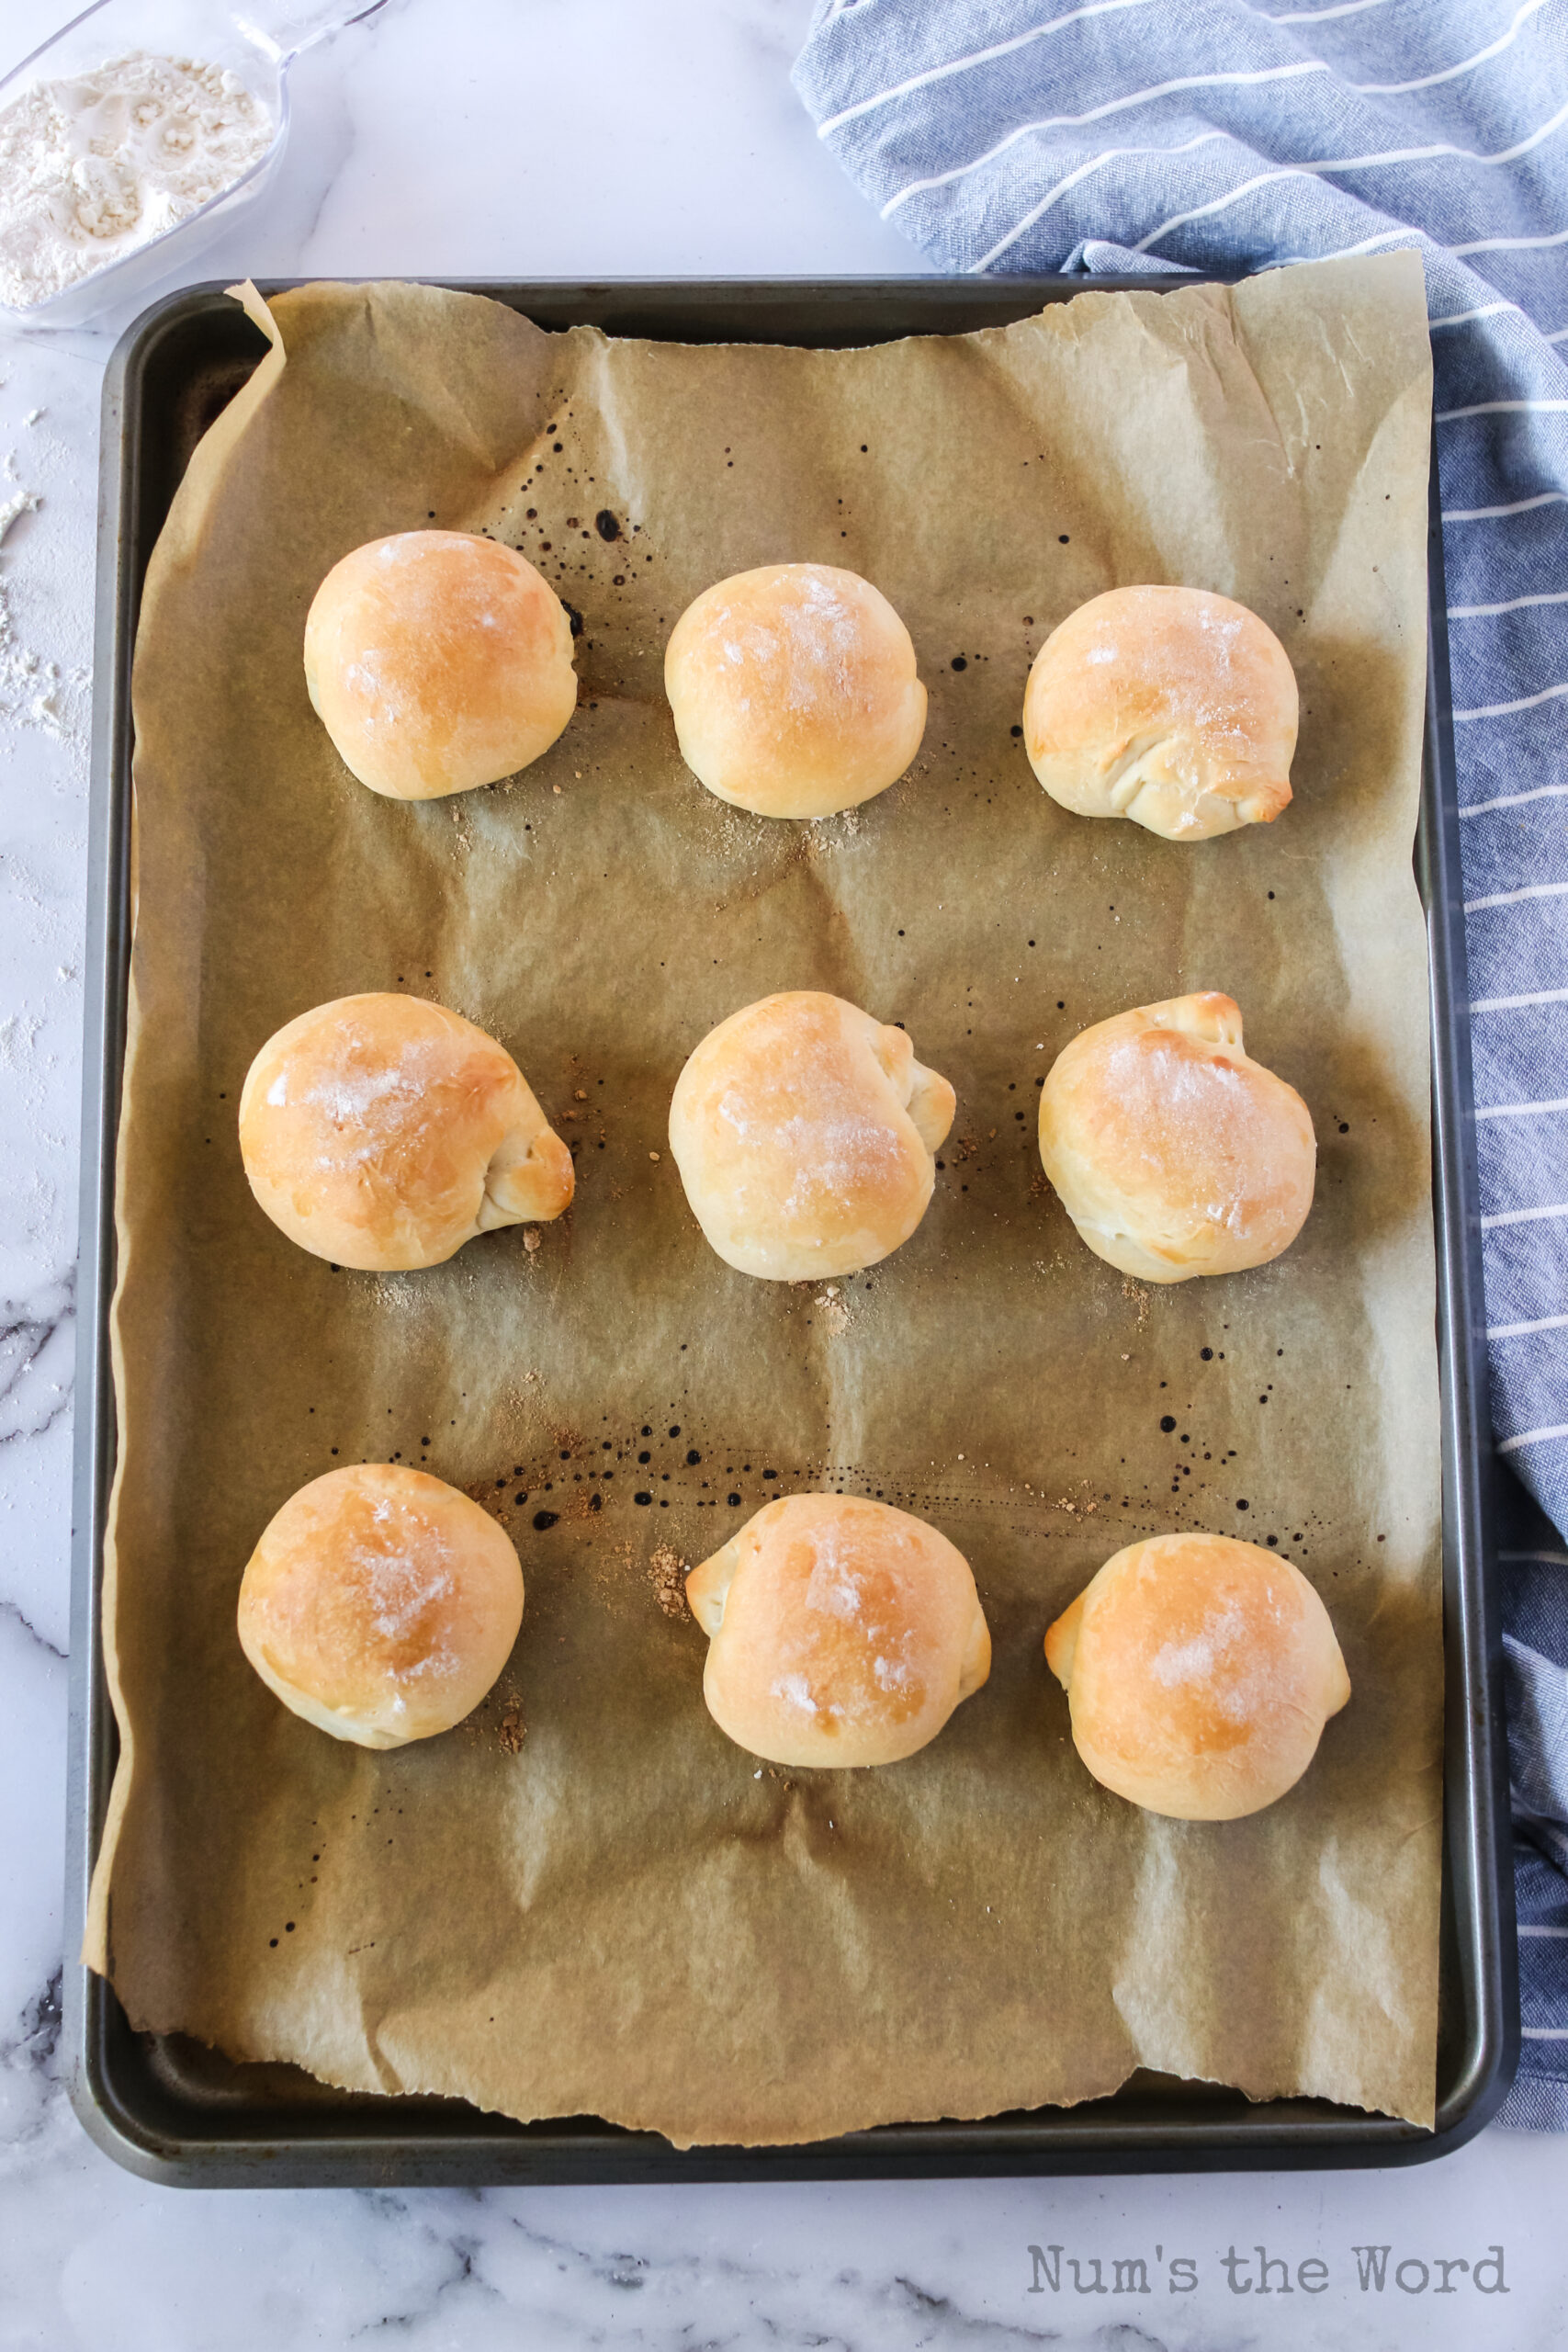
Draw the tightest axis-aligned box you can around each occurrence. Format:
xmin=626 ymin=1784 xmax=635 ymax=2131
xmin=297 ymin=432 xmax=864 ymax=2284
xmin=0 ymin=0 xmax=384 ymax=331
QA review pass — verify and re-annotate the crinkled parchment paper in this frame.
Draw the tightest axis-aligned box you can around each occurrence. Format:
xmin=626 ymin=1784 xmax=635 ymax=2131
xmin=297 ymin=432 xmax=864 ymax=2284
xmin=86 ymin=253 xmax=1441 ymax=2142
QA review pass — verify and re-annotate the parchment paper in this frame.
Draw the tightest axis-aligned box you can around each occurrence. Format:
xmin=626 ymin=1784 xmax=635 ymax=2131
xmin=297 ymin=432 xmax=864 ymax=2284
xmin=86 ymin=253 xmax=1442 ymax=2142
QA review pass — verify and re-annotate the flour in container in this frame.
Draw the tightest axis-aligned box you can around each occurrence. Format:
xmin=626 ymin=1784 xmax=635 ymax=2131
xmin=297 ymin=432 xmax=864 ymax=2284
xmin=0 ymin=51 xmax=275 ymax=312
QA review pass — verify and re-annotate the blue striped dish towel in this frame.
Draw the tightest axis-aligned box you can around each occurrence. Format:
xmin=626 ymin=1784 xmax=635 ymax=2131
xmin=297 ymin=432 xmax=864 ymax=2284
xmin=795 ymin=0 xmax=1568 ymax=2128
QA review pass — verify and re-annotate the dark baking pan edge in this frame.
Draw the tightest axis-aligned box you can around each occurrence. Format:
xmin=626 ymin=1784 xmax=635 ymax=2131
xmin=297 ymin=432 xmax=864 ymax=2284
xmin=65 ymin=276 xmax=1517 ymax=2185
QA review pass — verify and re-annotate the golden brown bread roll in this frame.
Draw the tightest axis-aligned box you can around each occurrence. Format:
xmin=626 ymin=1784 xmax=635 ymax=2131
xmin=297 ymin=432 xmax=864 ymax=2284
xmin=1022 ymin=585 xmax=1296 ymax=840
xmin=303 ymin=529 xmax=577 ymax=798
xmin=1044 ymin=1531 xmax=1350 ymax=1820
xmin=663 ymin=562 xmax=927 ymax=818
xmin=239 ymin=992 xmax=573 ymax=1271
xmin=668 ymin=989 xmax=954 ymax=1280
xmin=237 ymin=1464 xmax=525 ymax=1749
xmin=687 ymin=1493 xmax=991 ymax=1768
xmin=1037 ymin=991 xmax=1314 ymax=1283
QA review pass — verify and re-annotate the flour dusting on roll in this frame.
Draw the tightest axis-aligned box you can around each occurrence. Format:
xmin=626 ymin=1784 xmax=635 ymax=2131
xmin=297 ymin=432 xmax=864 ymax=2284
xmin=1022 ymin=585 xmax=1297 ymax=841
xmin=238 ymin=1464 xmax=525 ymax=1750
xmin=304 ymin=529 xmax=577 ymax=798
xmin=1045 ymin=1531 xmax=1349 ymax=1820
xmin=687 ymin=1493 xmax=990 ymax=1768
xmin=1037 ymin=991 xmax=1314 ymax=1283
xmin=239 ymin=992 xmax=573 ymax=1271
xmin=668 ymin=989 xmax=954 ymax=1280
xmin=664 ymin=562 xmax=926 ymax=819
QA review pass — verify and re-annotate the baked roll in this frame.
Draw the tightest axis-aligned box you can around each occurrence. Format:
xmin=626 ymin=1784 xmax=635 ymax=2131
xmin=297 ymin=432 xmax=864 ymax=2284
xmin=1037 ymin=991 xmax=1314 ymax=1283
xmin=304 ymin=529 xmax=577 ymax=798
xmin=238 ymin=1464 xmax=525 ymax=1749
xmin=1022 ymin=585 xmax=1296 ymax=840
xmin=664 ymin=562 xmax=926 ymax=818
xmin=1044 ymin=1531 xmax=1350 ymax=1819
xmin=687 ymin=1493 xmax=991 ymax=1768
xmin=668 ymin=989 xmax=954 ymax=1280
xmin=239 ymin=992 xmax=573 ymax=1271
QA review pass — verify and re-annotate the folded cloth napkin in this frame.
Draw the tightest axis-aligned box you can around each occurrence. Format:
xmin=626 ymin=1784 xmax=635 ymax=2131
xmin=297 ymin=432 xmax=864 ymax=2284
xmin=795 ymin=0 xmax=1568 ymax=2128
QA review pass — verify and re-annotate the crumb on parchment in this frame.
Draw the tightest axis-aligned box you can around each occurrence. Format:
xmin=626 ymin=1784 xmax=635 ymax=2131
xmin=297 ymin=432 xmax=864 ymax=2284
xmin=814 ymin=1283 xmax=851 ymax=1335
xmin=1054 ymin=1481 xmax=1100 ymax=1518
xmin=648 ymin=1543 xmax=689 ymax=1620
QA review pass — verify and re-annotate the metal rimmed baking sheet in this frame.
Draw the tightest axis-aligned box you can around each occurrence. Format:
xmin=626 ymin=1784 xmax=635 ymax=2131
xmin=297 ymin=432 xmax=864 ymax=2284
xmin=65 ymin=277 xmax=1517 ymax=2182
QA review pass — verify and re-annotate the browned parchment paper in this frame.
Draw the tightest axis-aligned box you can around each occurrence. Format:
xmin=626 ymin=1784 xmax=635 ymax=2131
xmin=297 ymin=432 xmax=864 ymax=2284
xmin=86 ymin=253 xmax=1442 ymax=2142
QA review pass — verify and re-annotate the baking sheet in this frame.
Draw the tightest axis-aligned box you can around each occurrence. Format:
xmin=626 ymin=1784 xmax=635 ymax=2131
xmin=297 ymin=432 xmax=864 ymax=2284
xmin=85 ymin=254 xmax=1441 ymax=2143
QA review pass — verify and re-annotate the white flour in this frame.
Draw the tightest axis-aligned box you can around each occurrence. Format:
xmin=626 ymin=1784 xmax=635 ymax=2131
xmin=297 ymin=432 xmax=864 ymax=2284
xmin=0 ymin=51 xmax=275 ymax=312
xmin=0 ymin=461 xmax=79 ymax=739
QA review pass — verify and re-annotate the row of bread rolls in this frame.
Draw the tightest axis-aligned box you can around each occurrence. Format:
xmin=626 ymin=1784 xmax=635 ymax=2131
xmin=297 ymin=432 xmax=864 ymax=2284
xmin=268 ymin=534 xmax=1333 ymax=1829
xmin=238 ymin=986 xmax=1316 ymax=1285
xmin=305 ymin=530 xmax=1298 ymax=842
xmin=238 ymin=1471 xmax=1349 ymax=1822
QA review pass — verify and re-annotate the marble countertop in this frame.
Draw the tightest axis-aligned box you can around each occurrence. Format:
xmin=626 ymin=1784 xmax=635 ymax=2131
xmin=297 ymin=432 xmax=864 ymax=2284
xmin=2 ymin=3 xmax=1564 ymax=2344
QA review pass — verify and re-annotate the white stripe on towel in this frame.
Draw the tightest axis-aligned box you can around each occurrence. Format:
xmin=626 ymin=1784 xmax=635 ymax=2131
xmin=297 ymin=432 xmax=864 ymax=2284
xmin=1135 ymin=96 xmax=1568 ymax=254
xmin=1264 ymin=0 xmax=1400 ymax=20
xmin=1461 ymin=785 xmax=1568 ymax=816
xmin=1431 ymin=300 xmax=1522 ymax=328
xmin=1445 ymin=491 xmax=1568 ymax=521
xmin=1451 ymin=221 xmax=1568 ymax=255
xmin=887 ymin=126 xmax=1224 ymax=224
xmin=1453 ymin=681 xmax=1568 ymax=720
xmin=1438 ymin=398 xmax=1568 ymax=418
xmin=1466 ymin=882 xmax=1568 ymax=910
xmin=1356 ymin=0 xmax=1552 ymax=100
xmin=1499 ymin=1423 xmax=1568 ymax=1453
xmin=816 ymin=0 xmax=1156 ymax=139
xmin=1450 ymin=588 xmax=1568 ymax=616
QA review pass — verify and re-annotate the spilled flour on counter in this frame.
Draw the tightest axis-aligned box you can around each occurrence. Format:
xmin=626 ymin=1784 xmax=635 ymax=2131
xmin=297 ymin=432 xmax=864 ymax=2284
xmin=0 ymin=51 xmax=275 ymax=312
xmin=0 ymin=468 xmax=82 ymax=741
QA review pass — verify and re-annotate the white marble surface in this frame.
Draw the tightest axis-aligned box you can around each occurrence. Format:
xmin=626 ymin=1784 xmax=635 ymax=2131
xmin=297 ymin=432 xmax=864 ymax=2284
xmin=1 ymin=3 xmax=1565 ymax=2345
